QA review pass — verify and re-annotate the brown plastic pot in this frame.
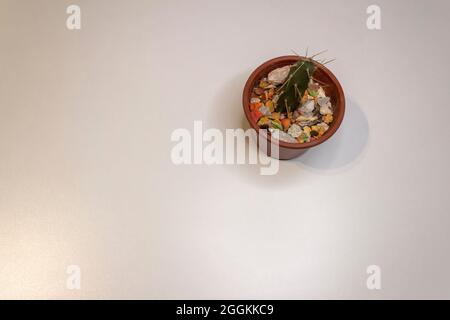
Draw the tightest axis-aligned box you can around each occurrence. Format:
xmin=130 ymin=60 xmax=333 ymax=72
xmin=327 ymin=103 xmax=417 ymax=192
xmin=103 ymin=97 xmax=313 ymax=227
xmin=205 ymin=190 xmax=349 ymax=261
xmin=242 ymin=55 xmax=345 ymax=160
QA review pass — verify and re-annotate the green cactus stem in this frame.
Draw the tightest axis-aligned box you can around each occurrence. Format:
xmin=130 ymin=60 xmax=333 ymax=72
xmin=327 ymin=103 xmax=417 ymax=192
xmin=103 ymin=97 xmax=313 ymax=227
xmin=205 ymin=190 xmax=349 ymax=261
xmin=275 ymin=59 xmax=316 ymax=113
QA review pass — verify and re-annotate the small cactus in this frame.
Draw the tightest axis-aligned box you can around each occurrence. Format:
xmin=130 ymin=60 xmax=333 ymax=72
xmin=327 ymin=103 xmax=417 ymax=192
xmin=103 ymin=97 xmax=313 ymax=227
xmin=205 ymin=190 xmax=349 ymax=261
xmin=275 ymin=59 xmax=316 ymax=114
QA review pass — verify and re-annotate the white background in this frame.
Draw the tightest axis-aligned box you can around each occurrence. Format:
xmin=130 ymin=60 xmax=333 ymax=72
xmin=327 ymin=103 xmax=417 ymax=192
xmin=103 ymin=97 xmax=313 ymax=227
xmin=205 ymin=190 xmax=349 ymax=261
xmin=1 ymin=0 xmax=450 ymax=299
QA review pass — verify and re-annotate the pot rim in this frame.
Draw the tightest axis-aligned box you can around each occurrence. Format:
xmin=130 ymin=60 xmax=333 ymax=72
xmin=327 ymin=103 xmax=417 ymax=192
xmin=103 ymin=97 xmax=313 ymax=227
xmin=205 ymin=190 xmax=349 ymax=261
xmin=242 ymin=55 xmax=345 ymax=150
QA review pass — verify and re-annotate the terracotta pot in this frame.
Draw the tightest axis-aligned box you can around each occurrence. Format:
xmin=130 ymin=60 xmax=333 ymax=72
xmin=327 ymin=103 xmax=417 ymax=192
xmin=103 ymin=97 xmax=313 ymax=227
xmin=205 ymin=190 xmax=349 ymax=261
xmin=242 ymin=55 xmax=345 ymax=160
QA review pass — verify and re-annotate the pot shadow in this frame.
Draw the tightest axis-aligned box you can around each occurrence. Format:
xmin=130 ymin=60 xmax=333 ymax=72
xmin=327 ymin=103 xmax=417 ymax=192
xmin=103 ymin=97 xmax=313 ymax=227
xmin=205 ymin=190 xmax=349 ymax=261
xmin=293 ymin=99 xmax=369 ymax=173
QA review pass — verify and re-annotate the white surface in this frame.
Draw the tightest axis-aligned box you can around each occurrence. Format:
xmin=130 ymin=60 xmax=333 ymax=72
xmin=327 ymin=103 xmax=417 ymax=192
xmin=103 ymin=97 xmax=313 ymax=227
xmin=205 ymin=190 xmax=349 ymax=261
xmin=1 ymin=0 xmax=450 ymax=299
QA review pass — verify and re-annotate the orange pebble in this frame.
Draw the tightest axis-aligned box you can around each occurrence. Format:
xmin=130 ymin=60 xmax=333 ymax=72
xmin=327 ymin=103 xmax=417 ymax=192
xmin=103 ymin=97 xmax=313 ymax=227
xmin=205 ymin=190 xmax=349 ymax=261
xmin=281 ymin=118 xmax=291 ymax=130
xmin=250 ymin=102 xmax=262 ymax=111
xmin=301 ymin=90 xmax=309 ymax=104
